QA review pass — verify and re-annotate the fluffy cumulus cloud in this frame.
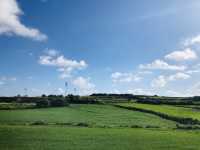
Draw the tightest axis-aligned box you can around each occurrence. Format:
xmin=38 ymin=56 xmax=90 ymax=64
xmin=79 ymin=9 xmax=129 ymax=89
xmin=111 ymin=72 xmax=141 ymax=83
xmin=187 ymin=82 xmax=200 ymax=96
xmin=151 ymin=75 xmax=167 ymax=88
xmin=127 ymin=88 xmax=154 ymax=95
xmin=139 ymin=59 xmax=186 ymax=71
xmin=168 ymin=72 xmax=190 ymax=81
xmin=165 ymin=48 xmax=197 ymax=61
xmin=151 ymin=72 xmax=190 ymax=88
xmin=39 ymin=49 xmax=87 ymax=78
xmin=165 ymin=90 xmax=185 ymax=97
xmin=57 ymin=88 xmax=65 ymax=95
xmin=0 ymin=0 xmax=47 ymax=41
xmin=183 ymin=34 xmax=200 ymax=46
xmin=72 ymin=76 xmax=95 ymax=95
xmin=111 ymin=33 xmax=200 ymax=95
xmin=186 ymin=63 xmax=200 ymax=74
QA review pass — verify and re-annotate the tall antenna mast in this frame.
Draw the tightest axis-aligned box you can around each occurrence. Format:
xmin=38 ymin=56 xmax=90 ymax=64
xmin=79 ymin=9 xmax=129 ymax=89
xmin=24 ymin=88 xmax=28 ymax=97
xmin=65 ymin=81 xmax=68 ymax=96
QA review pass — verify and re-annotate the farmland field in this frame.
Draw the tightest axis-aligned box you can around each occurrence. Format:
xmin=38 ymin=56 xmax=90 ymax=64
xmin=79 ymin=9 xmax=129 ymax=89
xmin=1 ymin=125 xmax=200 ymax=150
xmin=118 ymin=103 xmax=200 ymax=121
xmin=0 ymin=104 xmax=176 ymax=128
xmin=1 ymin=103 xmax=200 ymax=150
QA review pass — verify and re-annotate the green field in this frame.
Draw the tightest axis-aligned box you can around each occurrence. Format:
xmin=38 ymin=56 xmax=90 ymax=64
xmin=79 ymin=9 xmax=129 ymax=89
xmin=119 ymin=103 xmax=200 ymax=120
xmin=1 ymin=103 xmax=200 ymax=150
xmin=1 ymin=125 xmax=200 ymax=150
xmin=0 ymin=104 xmax=176 ymax=128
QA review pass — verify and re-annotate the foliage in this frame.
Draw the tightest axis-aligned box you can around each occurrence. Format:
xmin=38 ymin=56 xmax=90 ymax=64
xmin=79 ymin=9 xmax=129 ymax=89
xmin=118 ymin=103 xmax=200 ymax=125
xmin=0 ymin=103 xmax=35 ymax=110
xmin=36 ymin=99 xmax=49 ymax=108
xmin=0 ymin=104 xmax=176 ymax=128
xmin=50 ymin=99 xmax=64 ymax=107
xmin=1 ymin=126 xmax=200 ymax=150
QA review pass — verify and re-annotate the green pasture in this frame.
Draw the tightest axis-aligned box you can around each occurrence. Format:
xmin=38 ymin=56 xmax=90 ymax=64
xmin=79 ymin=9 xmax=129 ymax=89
xmin=119 ymin=103 xmax=200 ymax=120
xmin=1 ymin=125 xmax=200 ymax=150
xmin=0 ymin=104 xmax=176 ymax=128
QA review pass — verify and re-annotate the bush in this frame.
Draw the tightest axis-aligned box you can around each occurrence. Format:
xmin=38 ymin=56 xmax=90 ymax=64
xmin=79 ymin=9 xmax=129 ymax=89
xmin=31 ymin=120 xmax=47 ymax=125
xmin=67 ymin=95 xmax=80 ymax=103
xmin=36 ymin=99 xmax=49 ymax=108
xmin=76 ymin=122 xmax=89 ymax=127
xmin=49 ymin=98 xmax=68 ymax=107
xmin=130 ymin=125 xmax=142 ymax=128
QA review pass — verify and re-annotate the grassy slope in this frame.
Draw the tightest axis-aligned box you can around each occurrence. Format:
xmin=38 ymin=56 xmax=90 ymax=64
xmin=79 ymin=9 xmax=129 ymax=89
xmin=1 ymin=125 xmax=200 ymax=150
xmin=0 ymin=104 xmax=176 ymax=128
xmin=119 ymin=103 xmax=200 ymax=120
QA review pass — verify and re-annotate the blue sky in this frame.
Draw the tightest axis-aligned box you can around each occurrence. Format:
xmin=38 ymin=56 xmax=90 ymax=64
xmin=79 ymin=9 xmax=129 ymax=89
xmin=1 ymin=0 xmax=200 ymax=96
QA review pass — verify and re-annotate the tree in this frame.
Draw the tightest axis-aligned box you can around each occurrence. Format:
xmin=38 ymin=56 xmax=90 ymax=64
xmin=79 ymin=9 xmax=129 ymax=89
xmin=49 ymin=98 xmax=68 ymax=107
xmin=36 ymin=99 xmax=49 ymax=108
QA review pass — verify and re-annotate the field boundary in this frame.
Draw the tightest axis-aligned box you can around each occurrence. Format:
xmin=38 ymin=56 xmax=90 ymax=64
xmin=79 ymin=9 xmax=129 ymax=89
xmin=114 ymin=104 xmax=200 ymax=125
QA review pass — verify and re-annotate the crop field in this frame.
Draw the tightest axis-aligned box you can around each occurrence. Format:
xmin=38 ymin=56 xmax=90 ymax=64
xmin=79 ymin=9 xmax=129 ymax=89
xmin=1 ymin=125 xmax=200 ymax=150
xmin=1 ymin=102 xmax=200 ymax=150
xmin=118 ymin=103 xmax=200 ymax=121
xmin=0 ymin=104 xmax=176 ymax=128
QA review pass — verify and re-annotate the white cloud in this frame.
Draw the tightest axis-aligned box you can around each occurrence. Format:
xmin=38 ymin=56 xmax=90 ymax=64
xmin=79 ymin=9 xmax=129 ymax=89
xmin=137 ymin=70 xmax=153 ymax=75
xmin=168 ymin=72 xmax=190 ymax=81
xmin=127 ymin=88 xmax=154 ymax=95
xmin=186 ymin=63 xmax=200 ymax=74
xmin=151 ymin=72 xmax=190 ymax=88
xmin=0 ymin=0 xmax=47 ymax=41
xmin=186 ymin=82 xmax=200 ymax=96
xmin=165 ymin=90 xmax=184 ymax=97
xmin=39 ymin=55 xmax=87 ymax=69
xmin=139 ymin=59 xmax=186 ymax=71
xmin=0 ymin=76 xmax=16 ymax=86
xmin=110 ymin=89 xmax=120 ymax=94
xmin=39 ymin=50 xmax=87 ymax=78
xmin=72 ymin=76 xmax=95 ymax=95
xmin=186 ymin=69 xmax=200 ymax=74
xmin=57 ymin=88 xmax=65 ymax=95
xmin=151 ymin=75 xmax=167 ymax=88
xmin=165 ymin=48 xmax=197 ymax=61
xmin=183 ymin=34 xmax=200 ymax=46
xmin=111 ymin=72 xmax=141 ymax=83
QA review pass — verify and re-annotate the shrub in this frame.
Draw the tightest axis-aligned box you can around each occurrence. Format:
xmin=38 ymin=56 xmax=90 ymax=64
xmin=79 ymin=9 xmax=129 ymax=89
xmin=31 ymin=120 xmax=47 ymax=125
xmin=145 ymin=125 xmax=160 ymax=129
xmin=49 ymin=98 xmax=68 ymax=107
xmin=67 ymin=94 xmax=80 ymax=103
xmin=130 ymin=125 xmax=142 ymax=128
xmin=76 ymin=122 xmax=89 ymax=127
xmin=36 ymin=99 xmax=49 ymax=108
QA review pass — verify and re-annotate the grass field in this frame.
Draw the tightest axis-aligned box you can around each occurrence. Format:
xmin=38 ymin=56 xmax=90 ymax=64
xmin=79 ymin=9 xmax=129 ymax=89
xmin=1 ymin=125 xmax=200 ymax=150
xmin=119 ymin=103 xmax=200 ymax=121
xmin=0 ymin=104 xmax=176 ymax=128
xmin=2 ymin=103 xmax=200 ymax=150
